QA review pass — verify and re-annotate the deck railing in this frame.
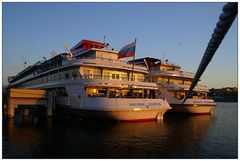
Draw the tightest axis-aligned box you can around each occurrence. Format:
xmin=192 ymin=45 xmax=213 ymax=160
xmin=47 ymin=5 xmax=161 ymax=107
xmin=63 ymin=57 xmax=148 ymax=72
xmin=21 ymin=74 xmax=148 ymax=87
xmin=149 ymin=70 xmax=195 ymax=78
xmin=162 ymin=83 xmax=208 ymax=91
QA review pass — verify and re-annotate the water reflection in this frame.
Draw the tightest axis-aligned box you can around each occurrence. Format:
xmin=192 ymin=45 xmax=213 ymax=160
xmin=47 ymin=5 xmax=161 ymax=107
xmin=163 ymin=114 xmax=215 ymax=158
xmin=3 ymin=113 xmax=216 ymax=158
xmin=3 ymin=117 xmax=44 ymax=158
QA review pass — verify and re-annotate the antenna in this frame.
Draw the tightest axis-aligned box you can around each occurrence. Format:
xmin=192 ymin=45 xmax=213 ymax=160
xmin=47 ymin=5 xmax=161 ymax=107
xmin=162 ymin=53 xmax=165 ymax=61
xmin=49 ymin=50 xmax=57 ymax=57
xmin=21 ymin=56 xmax=27 ymax=69
xmin=64 ymin=44 xmax=73 ymax=58
xmin=103 ymin=36 xmax=110 ymax=49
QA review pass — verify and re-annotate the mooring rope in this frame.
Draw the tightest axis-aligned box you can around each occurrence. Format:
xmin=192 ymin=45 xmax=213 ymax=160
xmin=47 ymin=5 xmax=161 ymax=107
xmin=183 ymin=2 xmax=238 ymax=103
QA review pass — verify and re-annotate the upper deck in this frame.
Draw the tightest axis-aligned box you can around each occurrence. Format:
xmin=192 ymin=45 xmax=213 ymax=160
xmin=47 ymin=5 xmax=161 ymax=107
xmin=63 ymin=48 xmax=148 ymax=73
xmin=8 ymin=40 xmax=149 ymax=87
xmin=161 ymin=83 xmax=208 ymax=92
xmin=147 ymin=69 xmax=195 ymax=79
xmin=132 ymin=57 xmax=195 ymax=80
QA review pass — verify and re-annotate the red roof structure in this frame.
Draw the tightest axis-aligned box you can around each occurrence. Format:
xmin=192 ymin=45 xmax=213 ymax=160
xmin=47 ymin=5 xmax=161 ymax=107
xmin=71 ymin=39 xmax=107 ymax=52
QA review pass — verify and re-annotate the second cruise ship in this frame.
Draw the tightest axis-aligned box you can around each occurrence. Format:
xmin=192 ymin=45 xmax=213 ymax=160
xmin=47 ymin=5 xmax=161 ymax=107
xmin=132 ymin=57 xmax=216 ymax=114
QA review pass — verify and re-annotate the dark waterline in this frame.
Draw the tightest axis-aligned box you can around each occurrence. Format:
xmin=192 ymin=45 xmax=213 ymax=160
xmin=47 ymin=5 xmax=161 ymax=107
xmin=2 ymin=102 xmax=238 ymax=158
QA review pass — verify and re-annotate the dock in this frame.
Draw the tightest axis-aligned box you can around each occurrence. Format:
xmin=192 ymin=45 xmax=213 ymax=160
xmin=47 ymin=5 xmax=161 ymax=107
xmin=6 ymin=88 xmax=55 ymax=118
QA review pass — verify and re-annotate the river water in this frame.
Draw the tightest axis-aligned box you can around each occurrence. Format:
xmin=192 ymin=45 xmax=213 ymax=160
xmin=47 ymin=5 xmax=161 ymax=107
xmin=2 ymin=102 xmax=238 ymax=158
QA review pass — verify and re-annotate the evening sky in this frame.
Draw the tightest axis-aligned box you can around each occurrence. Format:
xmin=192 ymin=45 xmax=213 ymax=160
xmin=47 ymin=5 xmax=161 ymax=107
xmin=2 ymin=2 xmax=237 ymax=88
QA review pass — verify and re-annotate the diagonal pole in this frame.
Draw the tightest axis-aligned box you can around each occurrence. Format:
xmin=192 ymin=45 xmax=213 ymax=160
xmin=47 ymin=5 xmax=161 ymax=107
xmin=183 ymin=2 xmax=238 ymax=103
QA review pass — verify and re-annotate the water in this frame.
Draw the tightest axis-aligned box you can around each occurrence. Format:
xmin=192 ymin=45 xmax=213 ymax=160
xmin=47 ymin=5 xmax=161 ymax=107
xmin=2 ymin=102 xmax=238 ymax=158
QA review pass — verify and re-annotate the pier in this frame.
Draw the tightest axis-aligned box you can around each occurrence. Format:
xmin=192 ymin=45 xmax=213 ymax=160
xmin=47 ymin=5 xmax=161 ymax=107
xmin=7 ymin=88 xmax=54 ymax=118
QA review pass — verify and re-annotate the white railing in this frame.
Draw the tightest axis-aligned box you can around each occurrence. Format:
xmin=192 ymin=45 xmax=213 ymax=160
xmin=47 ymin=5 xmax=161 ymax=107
xmin=22 ymin=74 xmax=157 ymax=88
xmin=162 ymin=83 xmax=208 ymax=91
xmin=149 ymin=70 xmax=195 ymax=78
xmin=62 ymin=57 xmax=148 ymax=72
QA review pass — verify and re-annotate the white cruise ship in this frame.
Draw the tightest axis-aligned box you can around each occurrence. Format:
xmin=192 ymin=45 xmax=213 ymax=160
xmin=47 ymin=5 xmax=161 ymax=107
xmin=131 ymin=57 xmax=216 ymax=114
xmin=8 ymin=40 xmax=171 ymax=121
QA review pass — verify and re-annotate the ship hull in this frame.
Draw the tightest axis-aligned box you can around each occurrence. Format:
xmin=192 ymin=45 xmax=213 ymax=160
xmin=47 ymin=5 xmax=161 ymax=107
xmin=56 ymin=107 xmax=169 ymax=122
xmin=55 ymin=95 xmax=171 ymax=121
xmin=167 ymin=104 xmax=215 ymax=114
xmin=158 ymin=83 xmax=216 ymax=115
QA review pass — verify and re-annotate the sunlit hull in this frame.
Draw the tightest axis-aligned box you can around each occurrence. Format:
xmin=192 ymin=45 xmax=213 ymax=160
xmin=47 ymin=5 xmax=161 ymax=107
xmin=56 ymin=97 xmax=171 ymax=121
xmin=158 ymin=87 xmax=216 ymax=114
xmin=168 ymin=103 xmax=216 ymax=114
xmin=56 ymin=107 xmax=170 ymax=121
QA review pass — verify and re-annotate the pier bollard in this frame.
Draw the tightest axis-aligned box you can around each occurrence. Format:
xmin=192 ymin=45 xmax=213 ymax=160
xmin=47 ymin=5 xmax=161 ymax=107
xmin=47 ymin=91 xmax=53 ymax=117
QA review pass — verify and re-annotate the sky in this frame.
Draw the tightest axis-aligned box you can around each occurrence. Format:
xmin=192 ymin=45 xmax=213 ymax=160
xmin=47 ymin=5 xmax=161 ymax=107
xmin=2 ymin=2 xmax=238 ymax=88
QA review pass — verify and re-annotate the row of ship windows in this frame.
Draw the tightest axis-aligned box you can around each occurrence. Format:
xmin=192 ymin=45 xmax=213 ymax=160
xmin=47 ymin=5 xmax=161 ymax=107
xmin=157 ymin=80 xmax=191 ymax=85
xmin=81 ymin=69 xmax=144 ymax=81
xmin=20 ymin=73 xmax=193 ymax=88
xmin=21 ymin=71 xmax=145 ymax=87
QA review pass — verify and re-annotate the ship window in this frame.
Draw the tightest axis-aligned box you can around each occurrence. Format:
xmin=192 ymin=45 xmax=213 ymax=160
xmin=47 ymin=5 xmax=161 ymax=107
xmin=184 ymin=81 xmax=191 ymax=85
xmin=72 ymin=73 xmax=77 ymax=78
xmin=72 ymin=71 xmax=78 ymax=79
xmin=158 ymin=78 xmax=168 ymax=84
xmin=137 ymin=75 xmax=144 ymax=82
xmin=169 ymin=79 xmax=182 ymax=84
xmin=65 ymin=73 xmax=69 ymax=79
xmin=112 ymin=74 xmax=116 ymax=79
xmin=83 ymin=69 xmax=90 ymax=79
xmin=62 ymin=88 xmax=68 ymax=96
xmin=85 ymin=87 xmax=108 ymax=97
xmin=169 ymin=79 xmax=174 ymax=84
xmin=103 ymin=71 xmax=110 ymax=79
xmin=93 ymin=70 xmax=101 ymax=79
xmin=130 ymin=74 xmax=135 ymax=81
xmin=121 ymin=73 xmax=128 ymax=80
xmin=116 ymin=74 xmax=119 ymax=80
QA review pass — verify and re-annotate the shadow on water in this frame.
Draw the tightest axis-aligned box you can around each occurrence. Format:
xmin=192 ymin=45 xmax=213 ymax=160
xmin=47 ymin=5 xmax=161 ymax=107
xmin=3 ymin=111 xmax=218 ymax=158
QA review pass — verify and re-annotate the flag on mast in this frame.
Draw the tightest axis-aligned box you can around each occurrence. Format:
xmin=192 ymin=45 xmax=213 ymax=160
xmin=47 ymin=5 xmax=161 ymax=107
xmin=118 ymin=41 xmax=136 ymax=59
